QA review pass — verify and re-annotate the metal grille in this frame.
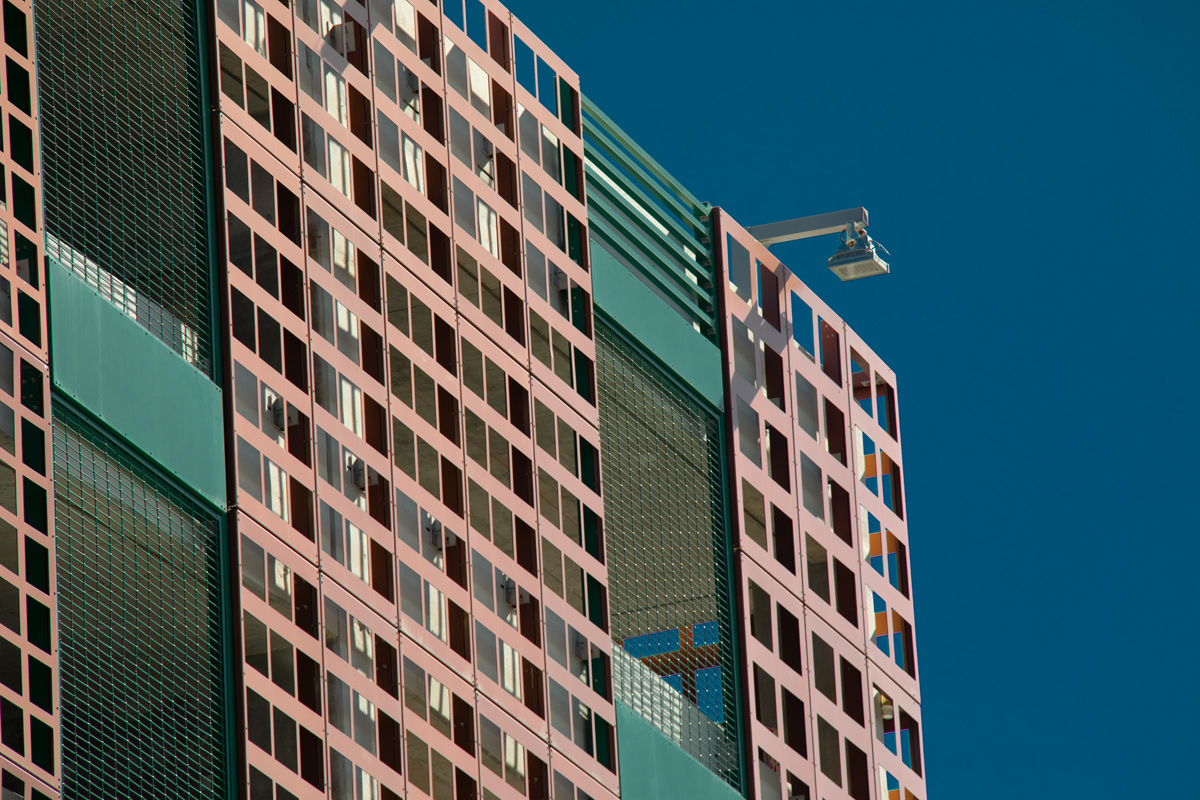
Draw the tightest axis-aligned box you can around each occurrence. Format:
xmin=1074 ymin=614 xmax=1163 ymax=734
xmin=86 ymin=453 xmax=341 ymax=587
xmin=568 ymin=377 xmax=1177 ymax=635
xmin=595 ymin=321 xmax=741 ymax=788
xmin=34 ymin=0 xmax=215 ymax=375
xmin=53 ymin=404 xmax=229 ymax=799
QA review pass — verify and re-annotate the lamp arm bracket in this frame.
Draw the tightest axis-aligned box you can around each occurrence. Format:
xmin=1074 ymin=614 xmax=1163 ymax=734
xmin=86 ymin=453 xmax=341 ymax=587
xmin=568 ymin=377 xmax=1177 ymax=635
xmin=746 ymin=207 xmax=869 ymax=246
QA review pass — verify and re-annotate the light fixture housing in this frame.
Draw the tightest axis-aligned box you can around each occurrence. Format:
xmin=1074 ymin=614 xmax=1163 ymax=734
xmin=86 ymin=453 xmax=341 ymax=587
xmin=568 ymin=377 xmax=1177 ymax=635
xmin=827 ymin=232 xmax=890 ymax=281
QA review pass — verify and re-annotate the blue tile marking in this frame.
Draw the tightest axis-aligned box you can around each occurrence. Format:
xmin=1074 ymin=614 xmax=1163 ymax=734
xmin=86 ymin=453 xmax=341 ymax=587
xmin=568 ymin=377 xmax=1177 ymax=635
xmin=692 ymin=620 xmax=719 ymax=648
xmin=697 ymin=666 xmax=724 ymax=723
xmin=623 ymin=628 xmax=680 ymax=658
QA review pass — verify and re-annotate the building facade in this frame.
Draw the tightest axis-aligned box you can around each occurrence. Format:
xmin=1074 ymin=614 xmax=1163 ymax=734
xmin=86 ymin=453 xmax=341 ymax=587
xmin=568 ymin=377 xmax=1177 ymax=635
xmin=0 ymin=1 xmax=926 ymax=800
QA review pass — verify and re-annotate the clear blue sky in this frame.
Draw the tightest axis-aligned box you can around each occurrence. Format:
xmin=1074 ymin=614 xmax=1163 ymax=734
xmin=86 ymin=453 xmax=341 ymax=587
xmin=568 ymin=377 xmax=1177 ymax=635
xmin=513 ymin=0 xmax=1200 ymax=796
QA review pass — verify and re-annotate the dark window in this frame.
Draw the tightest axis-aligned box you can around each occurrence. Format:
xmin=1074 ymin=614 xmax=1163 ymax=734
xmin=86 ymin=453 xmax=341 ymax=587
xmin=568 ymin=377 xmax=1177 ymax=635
xmin=255 ymin=234 xmax=279 ymax=297
xmin=771 ymin=504 xmax=795 ymax=573
xmin=281 ymin=258 xmax=305 ymax=320
xmin=294 ymin=576 xmax=319 ymax=638
xmin=763 ymin=344 xmax=785 ymax=410
xmin=834 ymin=559 xmax=858 ymax=627
xmin=421 ymin=86 xmax=444 ymax=142
xmin=417 ymin=14 xmax=440 ymax=74
xmin=297 ymin=651 xmax=322 ymax=712
xmin=486 ymin=12 xmax=509 ymax=70
xmin=441 ymin=457 xmax=463 ymax=517
xmin=522 ymin=659 xmax=544 ymax=718
xmin=8 ymin=117 xmax=32 ymax=173
xmin=846 ymin=740 xmax=870 ymax=800
xmin=251 ymin=161 xmax=275 ymax=223
xmin=829 ymin=479 xmax=852 ymax=543
xmin=5 ymin=58 xmax=30 ymax=113
xmin=20 ymin=358 xmax=43 ymax=415
xmin=228 ymin=216 xmax=253 ymax=275
xmin=361 ymin=325 xmax=385 ymax=387
xmin=782 ymin=688 xmax=807 ymax=757
xmin=758 ymin=262 xmax=780 ymax=329
xmin=434 ymin=316 xmax=457 ymax=372
xmin=824 ymin=399 xmax=846 ymax=464
xmin=358 ymin=250 xmax=382 ymax=312
xmin=515 ymin=518 xmax=538 ymax=576
xmin=900 ymin=710 xmax=922 ymax=776
xmin=812 ymin=633 xmax=836 ymax=703
xmin=21 ymin=419 xmax=44 ymax=474
xmin=245 ymin=65 xmax=272 ymax=130
xmin=778 ymin=607 xmax=803 ymax=676
xmin=283 ymin=331 xmax=308 ymax=392
xmin=272 ymin=88 xmax=296 ymax=150
xmin=429 ymin=223 xmax=452 ymax=284
xmin=753 ymin=664 xmax=777 ymax=732
xmin=246 ymin=688 xmax=272 ymax=753
xmin=453 ymin=694 xmax=474 ymax=753
xmin=219 ymin=42 xmax=244 ymax=105
xmin=492 ymin=80 xmax=513 ymax=139
xmin=3 ymin=2 xmax=28 ymax=56
xmin=447 ymin=600 xmax=470 ymax=660
xmin=231 ymin=288 xmax=256 ymax=350
xmin=257 ymin=309 xmax=282 ymax=372
xmin=748 ymin=580 xmax=772 ymax=650
xmin=766 ymin=423 xmax=789 ymax=488
xmin=276 ymin=184 xmax=302 ymax=245
xmin=379 ymin=710 xmax=402 ymax=775
xmin=353 ymin=156 xmax=377 ymax=217
xmin=840 ymin=658 xmax=865 ymax=725
xmin=300 ymin=726 xmax=325 ymax=788
xmin=820 ymin=319 xmax=842 ymax=385
xmin=268 ymin=15 xmax=292 ymax=77
xmin=16 ymin=291 xmax=39 ymax=346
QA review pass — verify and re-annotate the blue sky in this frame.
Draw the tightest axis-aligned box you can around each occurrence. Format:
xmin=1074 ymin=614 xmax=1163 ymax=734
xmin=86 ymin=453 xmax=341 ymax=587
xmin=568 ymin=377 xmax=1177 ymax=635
xmin=514 ymin=0 xmax=1200 ymax=796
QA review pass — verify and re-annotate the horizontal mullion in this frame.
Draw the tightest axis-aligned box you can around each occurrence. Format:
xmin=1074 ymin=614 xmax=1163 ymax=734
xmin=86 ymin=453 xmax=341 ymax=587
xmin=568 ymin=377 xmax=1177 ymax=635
xmin=581 ymin=125 xmax=710 ymax=239
xmin=581 ymin=96 xmax=708 ymax=211
xmin=585 ymin=173 xmax=711 ymax=278
xmin=585 ymin=192 xmax=714 ymax=308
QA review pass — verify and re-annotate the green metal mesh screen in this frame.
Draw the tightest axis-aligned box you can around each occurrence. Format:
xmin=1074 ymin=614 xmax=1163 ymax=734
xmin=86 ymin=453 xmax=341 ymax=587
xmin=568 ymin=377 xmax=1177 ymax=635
xmin=595 ymin=321 xmax=741 ymax=788
xmin=34 ymin=0 xmax=216 ymax=376
xmin=53 ymin=403 xmax=229 ymax=799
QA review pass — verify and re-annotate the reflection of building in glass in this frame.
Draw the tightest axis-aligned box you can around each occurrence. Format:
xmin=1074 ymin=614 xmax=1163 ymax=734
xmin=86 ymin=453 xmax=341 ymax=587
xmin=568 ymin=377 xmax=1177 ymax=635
xmin=0 ymin=0 xmax=926 ymax=798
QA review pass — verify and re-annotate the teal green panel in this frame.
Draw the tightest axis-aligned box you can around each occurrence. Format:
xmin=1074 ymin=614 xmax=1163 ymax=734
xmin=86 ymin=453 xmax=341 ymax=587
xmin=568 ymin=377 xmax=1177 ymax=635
xmin=616 ymin=701 xmax=745 ymax=800
xmin=592 ymin=241 xmax=724 ymax=410
xmin=48 ymin=260 xmax=226 ymax=510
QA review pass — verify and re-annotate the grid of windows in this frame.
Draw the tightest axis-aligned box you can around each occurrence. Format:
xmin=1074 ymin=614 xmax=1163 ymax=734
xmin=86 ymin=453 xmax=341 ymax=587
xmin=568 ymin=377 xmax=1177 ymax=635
xmin=0 ymin=0 xmax=44 ymax=361
xmin=217 ymin=0 xmax=612 ymax=797
xmin=722 ymin=212 xmax=924 ymax=799
xmin=0 ymin=333 xmax=54 ymax=789
xmin=0 ymin=2 xmax=55 ymax=789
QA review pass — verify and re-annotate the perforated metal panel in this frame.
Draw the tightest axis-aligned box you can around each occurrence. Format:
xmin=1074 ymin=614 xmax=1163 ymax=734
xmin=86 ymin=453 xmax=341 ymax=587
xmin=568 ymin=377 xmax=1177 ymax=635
xmin=594 ymin=320 xmax=741 ymax=788
xmin=52 ymin=403 xmax=230 ymax=799
xmin=34 ymin=0 xmax=216 ymax=375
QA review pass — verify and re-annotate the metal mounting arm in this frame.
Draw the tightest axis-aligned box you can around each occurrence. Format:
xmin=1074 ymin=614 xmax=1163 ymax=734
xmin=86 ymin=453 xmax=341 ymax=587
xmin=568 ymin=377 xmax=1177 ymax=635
xmin=746 ymin=207 xmax=869 ymax=246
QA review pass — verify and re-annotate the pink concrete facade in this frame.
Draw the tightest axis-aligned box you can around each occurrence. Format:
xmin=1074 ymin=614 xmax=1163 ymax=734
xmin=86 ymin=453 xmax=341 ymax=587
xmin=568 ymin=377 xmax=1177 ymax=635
xmin=215 ymin=0 xmax=614 ymax=798
xmin=717 ymin=210 xmax=925 ymax=800
xmin=0 ymin=0 xmax=59 ymax=792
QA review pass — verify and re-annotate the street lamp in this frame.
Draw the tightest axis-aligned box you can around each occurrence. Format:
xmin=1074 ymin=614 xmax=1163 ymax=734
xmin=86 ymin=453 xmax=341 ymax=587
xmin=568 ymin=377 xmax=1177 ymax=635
xmin=746 ymin=207 xmax=890 ymax=282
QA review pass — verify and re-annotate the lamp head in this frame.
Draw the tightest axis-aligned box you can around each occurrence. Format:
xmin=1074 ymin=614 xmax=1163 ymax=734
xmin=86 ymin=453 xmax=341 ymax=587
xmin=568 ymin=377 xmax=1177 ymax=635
xmin=827 ymin=224 xmax=890 ymax=282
